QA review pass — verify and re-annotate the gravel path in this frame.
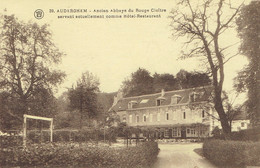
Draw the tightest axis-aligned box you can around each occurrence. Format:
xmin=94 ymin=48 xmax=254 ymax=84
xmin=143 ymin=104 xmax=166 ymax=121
xmin=152 ymin=143 xmax=217 ymax=168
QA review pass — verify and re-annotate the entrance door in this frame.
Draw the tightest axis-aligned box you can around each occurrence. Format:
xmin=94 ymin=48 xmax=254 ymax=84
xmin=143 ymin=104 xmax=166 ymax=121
xmin=168 ymin=129 xmax=172 ymax=138
xmin=181 ymin=130 xmax=186 ymax=139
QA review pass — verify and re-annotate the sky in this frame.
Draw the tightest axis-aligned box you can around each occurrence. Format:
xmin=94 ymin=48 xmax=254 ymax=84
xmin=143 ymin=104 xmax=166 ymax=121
xmin=1 ymin=0 xmax=250 ymax=103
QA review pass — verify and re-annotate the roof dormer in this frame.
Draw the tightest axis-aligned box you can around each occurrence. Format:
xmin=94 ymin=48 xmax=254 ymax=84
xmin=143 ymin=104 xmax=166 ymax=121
xmin=128 ymin=100 xmax=137 ymax=109
xmin=171 ymin=94 xmax=182 ymax=104
xmin=156 ymin=89 xmax=166 ymax=106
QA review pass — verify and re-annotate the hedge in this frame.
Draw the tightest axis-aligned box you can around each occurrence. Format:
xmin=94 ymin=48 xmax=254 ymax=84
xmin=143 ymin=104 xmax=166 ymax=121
xmin=0 ymin=141 xmax=159 ymax=168
xmin=26 ymin=128 xmax=117 ymax=143
xmin=212 ymin=127 xmax=260 ymax=142
xmin=0 ymin=135 xmax=22 ymax=148
xmin=230 ymin=128 xmax=260 ymax=141
xmin=203 ymin=139 xmax=260 ymax=167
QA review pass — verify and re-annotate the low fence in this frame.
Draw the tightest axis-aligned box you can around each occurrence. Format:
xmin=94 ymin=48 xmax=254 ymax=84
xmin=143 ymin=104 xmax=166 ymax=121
xmin=0 ymin=128 xmax=118 ymax=148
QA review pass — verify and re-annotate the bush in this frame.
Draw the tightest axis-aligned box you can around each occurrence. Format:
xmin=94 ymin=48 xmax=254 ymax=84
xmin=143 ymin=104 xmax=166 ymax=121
xmin=28 ymin=130 xmax=51 ymax=143
xmin=230 ymin=127 xmax=260 ymax=141
xmin=211 ymin=126 xmax=223 ymax=139
xmin=211 ymin=127 xmax=260 ymax=141
xmin=203 ymin=139 xmax=260 ymax=167
xmin=0 ymin=135 xmax=22 ymax=148
xmin=0 ymin=141 xmax=159 ymax=168
xmin=26 ymin=128 xmax=118 ymax=143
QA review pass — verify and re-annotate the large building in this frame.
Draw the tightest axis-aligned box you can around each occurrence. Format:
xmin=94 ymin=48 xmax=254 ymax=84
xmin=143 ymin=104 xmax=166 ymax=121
xmin=109 ymin=86 xmax=221 ymax=139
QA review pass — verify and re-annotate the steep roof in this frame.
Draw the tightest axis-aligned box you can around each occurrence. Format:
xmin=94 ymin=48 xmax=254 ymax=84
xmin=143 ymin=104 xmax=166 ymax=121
xmin=233 ymin=108 xmax=249 ymax=120
xmin=110 ymin=86 xmax=213 ymax=112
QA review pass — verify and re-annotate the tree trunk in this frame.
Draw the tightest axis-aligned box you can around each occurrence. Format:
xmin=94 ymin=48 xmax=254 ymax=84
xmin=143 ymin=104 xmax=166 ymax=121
xmin=214 ymin=91 xmax=231 ymax=138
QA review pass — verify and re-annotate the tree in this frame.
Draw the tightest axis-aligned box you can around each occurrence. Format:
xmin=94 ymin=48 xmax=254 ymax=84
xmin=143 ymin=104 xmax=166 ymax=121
xmin=176 ymin=69 xmax=211 ymax=89
xmin=235 ymin=1 xmax=260 ymax=126
xmin=0 ymin=91 xmax=20 ymax=129
xmin=170 ymin=0 xmax=243 ymax=136
xmin=153 ymin=73 xmax=179 ymax=92
xmin=121 ymin=68 xmax=211 ymax=97
xmin=0 ymin=14 xmax=65 ymax=129
xmin=222 ymin=91 xmax=243 ymax=128
xmin=122 ymin=68 xmax=153 ymax=97
xmin=68 ymin=71 xmax=100 ymax=129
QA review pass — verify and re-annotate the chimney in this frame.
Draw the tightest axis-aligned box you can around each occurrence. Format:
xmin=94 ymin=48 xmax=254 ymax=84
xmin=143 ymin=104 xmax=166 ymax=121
xmin=117 ymin=90 xmax=123 ymax=100
xmin=161 ymin=89 xmax=165 ymax=97
xmin=112 ymin=96 xmax=118 ymax=106
xmin=112 ymin=90 xmax=123 ymax=106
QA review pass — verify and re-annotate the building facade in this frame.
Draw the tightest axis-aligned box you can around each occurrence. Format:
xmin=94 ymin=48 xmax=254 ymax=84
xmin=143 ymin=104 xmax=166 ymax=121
xmin=110 ymin=86 xmax=222 ymax=139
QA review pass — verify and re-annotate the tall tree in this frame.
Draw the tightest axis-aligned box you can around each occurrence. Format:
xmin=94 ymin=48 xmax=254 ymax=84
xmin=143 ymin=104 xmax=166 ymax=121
xmin=170 ymin=0 xmax=243 ymax=136
xmin=121 ymin=68 xmax=211 ymax=97
xmin=176 ymin=69 xmax=211 ymax=89
xmin=153 ymin=73 xmax=179 ymax=92
xmin=68 ymin=71 xmax=100 ymax=129
xmin=235 ymin=1 xmax=260 ymax=126
xmin=0 ymin=14 xmax=65 ymax=129
xmin=122 ymin=68 xmax=153 ymax=97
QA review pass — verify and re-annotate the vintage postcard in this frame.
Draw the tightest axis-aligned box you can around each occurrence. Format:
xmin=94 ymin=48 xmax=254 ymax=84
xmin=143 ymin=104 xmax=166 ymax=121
xmin=0 ymin=0 xmax=258 ymax=168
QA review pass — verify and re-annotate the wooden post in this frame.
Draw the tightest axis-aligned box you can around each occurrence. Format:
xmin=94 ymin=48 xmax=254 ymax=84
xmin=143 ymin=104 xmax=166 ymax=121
xmin=104 ymin=126 xmax=106 ymax=143
xmin=23 ymin=115 xmax=27 ymax=147
xmin=50 ymin=118 xmax=53 ymax=142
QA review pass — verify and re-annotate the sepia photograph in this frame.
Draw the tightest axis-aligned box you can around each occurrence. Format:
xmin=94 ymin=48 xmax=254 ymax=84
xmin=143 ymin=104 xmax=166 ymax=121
xmin=0 ymin=0 xmax=259 ymax=168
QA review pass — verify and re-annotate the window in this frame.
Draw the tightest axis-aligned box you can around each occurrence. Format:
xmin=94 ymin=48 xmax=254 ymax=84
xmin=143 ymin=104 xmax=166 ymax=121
xmin=140 ymin=99 xmax=149 ymax=103
xmin=171 ymin=95 xmax=181 ymax=104
xmin=129 ymin=115 xmax=132 ymax=123
xmin=122 ymin=115 xmax=126 ymax=122
xmin=157 ymin=112 xmax=160 ymax=121
xmin=183 ymin=112 xmax=186 ymax=119
xmin=143 ymin=114 xmax=146 ymax=122
xmin=156 ymin=99 xmax=161 ymax=106
xmin=202 ymin=110 xmax=205 ymax=118
xmin=172 ymin=128 xmax=177 ymax=137
xmin=187 ymin=128 xmax=190 ymax=134
xmin=190 ymin=94 xmax=195 ymax=102
xmin=191 ymin=129 xmax=195 ymax=135
xmin=150 ymin=113 xmax=153 ymax=122
xmin=241 ymin=122 xmax=245 ymax=127
xmin=128 ymin=102 xmax=132 ymax=109
xmin=136 ymin=115 xmax=139 ymax=123
xmin=128 ymin=101 xmax=137 ymax=109
xmin=164 ymin=129 xmax=169 ymax=137
xmin=160 ymin=131 xmax=164 ymax=138
xmin=166 ymin=112 xmax=169 ymax=120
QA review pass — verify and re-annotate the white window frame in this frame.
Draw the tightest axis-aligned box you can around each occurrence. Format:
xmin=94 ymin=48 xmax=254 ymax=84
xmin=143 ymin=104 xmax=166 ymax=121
xmin=164 ymin=129 xmax=169 ymax=137
xmin=156 ymin=99 xmax=161 ymax=106
xmin=122 ymin=115 xmax=126 ymax=122
xmin=136 ymin=115 xmax=139 ymax=123
xmin=129 ymin=115 xmax=132 ymax=123
xmin=172 ymin=127 xmax=178 ymax=137
xmin=202 ymin=109 xmax=205 ymax=118
xmin=143 ymin=114 xmax=147 ymax=122
xmin=241 ymin=122 xmax=245 ymax=127
xmin=128 ymin=102 xmax=132 ymax=109
xmin=166 ymin=112 xmax=169 ymax=120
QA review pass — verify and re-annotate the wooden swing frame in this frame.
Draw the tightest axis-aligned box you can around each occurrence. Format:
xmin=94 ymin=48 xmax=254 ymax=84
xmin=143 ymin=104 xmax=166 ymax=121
xmin=23 ymin=114 xmax=53 ymax=147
